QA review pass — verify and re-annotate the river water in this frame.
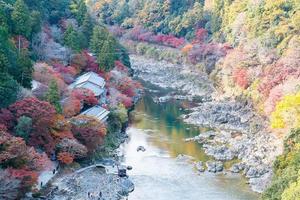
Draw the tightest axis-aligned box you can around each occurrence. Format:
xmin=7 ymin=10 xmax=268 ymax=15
xmin=119 ymin=86 xmax=259 ymax=200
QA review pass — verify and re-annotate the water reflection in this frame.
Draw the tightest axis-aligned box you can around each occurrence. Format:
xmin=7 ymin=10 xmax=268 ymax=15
xmin=121 ymin=91 xmax=259 ymax=200
xmin=131 ymin=93 xmax=210 ymax=160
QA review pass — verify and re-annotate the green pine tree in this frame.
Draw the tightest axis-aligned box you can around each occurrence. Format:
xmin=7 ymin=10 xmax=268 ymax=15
xmin=90 ymin=26 xmax=109 ymax=55
xmin=63 ymin=25 xmax=80 ymax=52
xmin=0 ymin=72 xmax=20 ymax=108
xmin=46 ymin=80 xmax=62 ymax=113
xmin=97 ymin=36 xmax=117 ymax=72
xmin=82 ymin=13 xmax=94 ymax=43
xmin=11 ymin=0 xmax=32 ymax=38
xmin=13 ymin=50 xmax=33 ymax=89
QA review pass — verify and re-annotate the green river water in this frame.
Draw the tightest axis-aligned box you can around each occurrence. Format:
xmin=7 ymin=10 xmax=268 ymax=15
xmin=120 ymin=84 xmax=259 ymax=200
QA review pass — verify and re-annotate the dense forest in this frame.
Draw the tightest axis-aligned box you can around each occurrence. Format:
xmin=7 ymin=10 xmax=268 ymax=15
xmin=0 ymin=0 xmax=299 ymax=199
xmin=0 ymin=0 xmax=141 ymax=199
xmin=90 ymin=0 xmax=300 ymax=199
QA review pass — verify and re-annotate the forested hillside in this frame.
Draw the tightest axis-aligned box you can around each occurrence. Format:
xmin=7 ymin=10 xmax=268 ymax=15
xmin=90 ymin=0 xmax=300 ymax=199
xmin=0 ymin=0 xmax=140 ymax=199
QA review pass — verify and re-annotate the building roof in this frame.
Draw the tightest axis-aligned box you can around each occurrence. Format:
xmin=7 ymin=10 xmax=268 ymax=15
xmin=80 ymin=105 xmax=110 ymax=122
xmin=75 ymin=82 xmax=105 ymax=96
xmin=74 ymin=72 xmax=105 ymax=88
xmin=69 ymin=72 xmax=106 ymax=96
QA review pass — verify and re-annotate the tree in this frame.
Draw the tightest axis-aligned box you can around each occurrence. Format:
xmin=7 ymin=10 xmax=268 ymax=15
xmin=0 ymin=169 xmax=21 ymax=200
xmin=70 ymin=0 xmax=87 ymax=25
xmin=90 ymin=26 xmax=109 ymax=55
xmin=63 ymin=25 xmax=80 ymax=52
xmin=57 ymin=152 xmax=74 ymax=165
xmin=70 ymin=116 xmax=106 ymax=152
xmin=14 ymin=116 xmax=32 ymax=142
xmin=56 ymin=138 xmax=88 ymax=159
xmin=0 ymin=73 xmax=20 ymax=108
xmin=46 ymin=80 xmax=62 ymax=113
xmin=11 ymin=0 xmax=32 ymax=38
xmin=82 ymin=13 xmax=94 ymax=43
xmin=9 ymin=98 xmax=57 ymax=152
xmin=97 ymin=36 xmax=117 ymax=71
xmin=13 ymin=50 xmax=33 ymax=89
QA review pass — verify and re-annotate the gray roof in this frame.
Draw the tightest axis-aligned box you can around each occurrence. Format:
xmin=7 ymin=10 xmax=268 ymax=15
xmin=80 ymin=105 xmax=110 ymax=122
xmin=69 ymin=72 xmax=106 ymax=96
xmin=74 ymin=72 xmax=105 ymax=88
xmin=75 ymin=82 xmax=105 ymax=96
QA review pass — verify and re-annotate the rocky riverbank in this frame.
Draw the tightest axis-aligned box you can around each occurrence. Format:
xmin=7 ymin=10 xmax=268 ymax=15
xmin=130 ymin=54 xmax=283 ymax=193
xmin=44 ymin=167 xmax=134 ymax=200
xmin=130 ymin=55 xmax=215 ymax=100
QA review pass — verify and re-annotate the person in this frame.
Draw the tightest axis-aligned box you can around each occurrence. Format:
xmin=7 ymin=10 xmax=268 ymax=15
xmin=88 ymin=192 xmax=91 ymax=198
xmin=53 ymin=169 xmax=56 ymax=174
xmin=99 ymin=191 xmax=102 ymax=197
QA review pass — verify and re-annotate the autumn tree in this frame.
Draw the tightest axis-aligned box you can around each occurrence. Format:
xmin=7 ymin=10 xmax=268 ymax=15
xmin=0 ymin=169 xmax=21 ymax=200
xmin=57 ymin=152 xmax=74 ymax=165
xmin=70 ymin=116 xmax=107 ymax=152
xmin=9 ymin=98 xmax=57 ymax=152
xmin=56 ymin=138 xmax=88 ymax=159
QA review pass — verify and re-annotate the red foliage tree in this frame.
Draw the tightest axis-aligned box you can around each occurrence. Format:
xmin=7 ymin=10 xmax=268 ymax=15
xmin=118 ymin=94 xmax=133 ymax=109
xmin=57 ymin=152 xmax=74 ymax=165
xmin=33 ymin=63 xmax=67 ymax=94
xmin=8 ymin=169 xmax=38 ymax=193
xmin=70 ymin=116 xmax=106 ymax=152
xmin=56 ymin=138 xmax=88 ymax=159
xmin=232 ymin=68 xmax=249 ymax=89
xmin=63 ymin=97 xmax=82 ymax=118
xmin=193 ymin=28 xmax=208 ymax=44
xmin=83 ymin=50 xmax=100 ymax=73
xmin=115 ymin=60 xmax=128 ymax=73
xmin=9 ymin=98 xmax=57 ymax=152
xmin=71 ymin=52 xmax=88 ymax=73
xmin=0 ymin=109 xmax=15 ymax=130
xmin=53 ymin=63 xmax=78 ymax=84
xmin=71 ymin=88 xmax=98 ymax=106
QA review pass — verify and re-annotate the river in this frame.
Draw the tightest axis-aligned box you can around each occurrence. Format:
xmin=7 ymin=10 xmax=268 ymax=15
xmin=119 ymin=83 xmax=259 ymax=200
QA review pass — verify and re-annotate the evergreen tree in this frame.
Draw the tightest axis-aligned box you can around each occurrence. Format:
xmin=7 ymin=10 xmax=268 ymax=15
xmin=11 ymin=0 xmax=32 ymax=38
xmin=15 ymin=116 xmax=32 ymax=142
xmin=97 ymin=36 xmax=117 ymax=72
xmin=46 ymin=80 xmax=62 ymax=113
xmin=64 ymin=25 xmax=80 ymax=52
xmin=30 ymin=10 xmax=42 ymax=34
xmin=77 ymin=0 xmax=87 ymax=25
xmin=0 ymin=72 xmax=20 ymax=108
xmin=70 ymin=0 xmax=87 ymax=25
xmin=90 ymin=26 xmax=109 ymax=55
xmin=82 ymin=13 xmax=94 ymax=43
xmin=0 ymin=53 xmax=9 ymax=73
xmin=13 ymin=50 xmax=33 ymax=89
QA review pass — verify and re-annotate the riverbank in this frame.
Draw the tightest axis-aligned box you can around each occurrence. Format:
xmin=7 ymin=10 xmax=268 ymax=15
xmin=129 ymin=54 xmax=283 ymax=193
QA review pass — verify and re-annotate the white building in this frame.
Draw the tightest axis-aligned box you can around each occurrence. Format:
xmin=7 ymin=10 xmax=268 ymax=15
xmin=80 ymin=105 xmax=110 ymax=122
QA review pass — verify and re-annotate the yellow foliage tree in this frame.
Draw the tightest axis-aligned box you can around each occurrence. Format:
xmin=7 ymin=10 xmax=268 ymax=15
xmin=271 ymin=91 xmax=300 ymax=129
